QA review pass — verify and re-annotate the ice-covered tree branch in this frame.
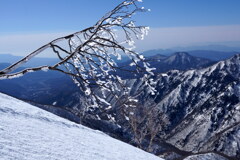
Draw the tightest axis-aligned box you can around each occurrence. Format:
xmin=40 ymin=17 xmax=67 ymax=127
xmin=0 ymin=0 xmax=155 ymax=112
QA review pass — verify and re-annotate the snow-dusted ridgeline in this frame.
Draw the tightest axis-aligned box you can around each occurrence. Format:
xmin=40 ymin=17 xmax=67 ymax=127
xmin=183 ymin=153 xmax=228 ymax=160
xmin=105 ymin=54 xmax=240 ymax=159
xmin=0 ymin=93 xmax=162 ymax=160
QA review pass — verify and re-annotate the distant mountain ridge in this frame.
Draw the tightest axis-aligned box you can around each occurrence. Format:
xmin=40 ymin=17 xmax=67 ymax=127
xmin=0 ymin=52 xmax=214 ymax=106
xmin=187 ymin=50 xmax=239 ymax=61
xmin=0 ymin=54 xmax=58 ymax=67
xmin=117 ymin=52 xmax=215 ymax=78
xmin=147 ymin=52 xmax=215 ymax=73
xmin=171 ymin=44 xmax=240 ymax=52
xmin=141 ymin=48 xmax=238 ymax=61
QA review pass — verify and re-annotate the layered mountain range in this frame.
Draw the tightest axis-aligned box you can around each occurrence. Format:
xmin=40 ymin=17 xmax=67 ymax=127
xmin=0 ymin=52 xmax=239 ymax=159
xmin=109 ymin=54 xmax=240 ymax=159
xmin=161 ymin=54 xmax=240 ymax=157
xmin=146 ymin=52 xmax=214 ymax=73
xmin=115 ymin=52 xmax=214 ymax=79
xmin=34 ymin=53 xmax=239 ymax=159
xmin=72 ymin=53 xmax=239 ymax=159
xmin=0 ymin=52 xmax=214 ymax=106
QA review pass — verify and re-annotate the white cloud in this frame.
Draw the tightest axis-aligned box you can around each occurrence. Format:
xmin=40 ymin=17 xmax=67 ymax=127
xmin=135 ymin=25 xmax=240 ymax=52
xmin=0 ymin=32 xmax=72 ymax=57
xmin=0 ymin=25 xmax=240 ymax=57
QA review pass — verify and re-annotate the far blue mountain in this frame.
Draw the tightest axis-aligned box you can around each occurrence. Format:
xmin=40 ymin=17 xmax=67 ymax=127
xmin=141 ymin=45 xmax=240 ymax=61
xmin=0 ymin=54 xmax=58 ymax=67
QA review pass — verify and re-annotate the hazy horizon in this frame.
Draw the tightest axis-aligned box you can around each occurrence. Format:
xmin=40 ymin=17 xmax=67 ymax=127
xmin=1 ymin=0 xmax=240 ymax=57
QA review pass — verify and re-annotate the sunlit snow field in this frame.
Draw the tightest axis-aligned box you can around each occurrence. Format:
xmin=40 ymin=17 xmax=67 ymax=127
xmin=0 ymin=93 xmax=162 ymax=160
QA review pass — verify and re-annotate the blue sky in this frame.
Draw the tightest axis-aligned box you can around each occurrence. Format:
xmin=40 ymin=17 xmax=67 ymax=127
xmin=0 ymin=0 xmax=240 ymax=56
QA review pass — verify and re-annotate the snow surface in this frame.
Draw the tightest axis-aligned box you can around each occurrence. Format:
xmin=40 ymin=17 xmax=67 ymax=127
xmin=0 ymin=93 xmax=162 ymax=160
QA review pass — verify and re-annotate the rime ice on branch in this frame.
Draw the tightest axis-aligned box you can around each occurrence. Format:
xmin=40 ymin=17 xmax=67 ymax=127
xmin=0 ymin=0 xmax=156 ymax=113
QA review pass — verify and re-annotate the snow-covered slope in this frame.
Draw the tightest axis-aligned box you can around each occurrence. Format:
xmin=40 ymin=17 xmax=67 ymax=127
xmin=0 ymin=93 xmax=162 ymax=160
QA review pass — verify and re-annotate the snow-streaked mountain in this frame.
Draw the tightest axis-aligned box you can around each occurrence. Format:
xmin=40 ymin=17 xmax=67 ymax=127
xmin=183 ymin=153 xmax=228 ymax=160
xmin=0 ymin=93 xmax=163 ymax=160
xmin=148 ymin=52 xmax=214 ymax=72
xmin=117 ymin=52 xmax=214 ymax=79
xmin=34 ymin=53 xmax=239 ymax=160
xmin=1 ymin=53 xmax=239 ymax=160
xmin=123 ymin=54 xmax=240 ymax=159
xmin=141 ymin=47 xmax=239 ymax=61
xmin=88 ymin=54 xmax=239 ymax=159
xmin=160 ymin=54 xmax=240 ymax=157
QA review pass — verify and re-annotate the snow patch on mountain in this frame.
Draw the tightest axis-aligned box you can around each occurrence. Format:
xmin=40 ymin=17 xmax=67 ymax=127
xmin=183 ymin=153 xmax=228 ymax=160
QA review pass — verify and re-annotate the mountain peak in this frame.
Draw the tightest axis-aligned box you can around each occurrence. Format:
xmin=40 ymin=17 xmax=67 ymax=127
xmin=174 ymin=52 xmax=190 ymax=57
xmin=227 ymin=53 xmax=240 ymax=65
xmin=232 ymin=53 xmax=240 ymax=60
xmin=164 ymin=52 xmax=209 ymax=66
